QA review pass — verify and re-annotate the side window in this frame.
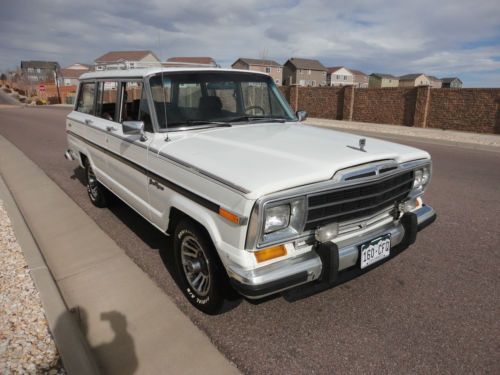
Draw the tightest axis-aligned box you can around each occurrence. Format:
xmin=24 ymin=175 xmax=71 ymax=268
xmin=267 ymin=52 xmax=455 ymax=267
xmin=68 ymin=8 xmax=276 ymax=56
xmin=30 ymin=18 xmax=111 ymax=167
xmin=95 ymin=81 xmax=118 ymax=121
xmin=206 ymin=82 xmax=237 ymax=112
xmin=76 ymin=82 xmax=95 ymax=114
xmin=120 ymin=81 xmax=143 ymax=122
xmin=178 ymin=83 xmax=202 ymax=108
xmin=241 ymin=82 xmax=271 ymax=115
xmin=138 ymin=85 xmax=153 ymax=132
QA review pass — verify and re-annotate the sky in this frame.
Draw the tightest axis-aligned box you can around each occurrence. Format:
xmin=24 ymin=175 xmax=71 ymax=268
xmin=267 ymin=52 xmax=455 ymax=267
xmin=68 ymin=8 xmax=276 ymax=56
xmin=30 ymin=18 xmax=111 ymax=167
xmin=0 ymin=0 xmax=499 ymax=87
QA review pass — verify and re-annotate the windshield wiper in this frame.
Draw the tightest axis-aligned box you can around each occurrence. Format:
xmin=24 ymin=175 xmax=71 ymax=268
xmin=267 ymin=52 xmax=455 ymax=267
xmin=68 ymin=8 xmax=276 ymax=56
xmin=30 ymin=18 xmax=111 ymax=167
xmin=168 ymin=120 xmax=232 ymax=128
xmin=226 ymin=116 xmax=287 ymax=123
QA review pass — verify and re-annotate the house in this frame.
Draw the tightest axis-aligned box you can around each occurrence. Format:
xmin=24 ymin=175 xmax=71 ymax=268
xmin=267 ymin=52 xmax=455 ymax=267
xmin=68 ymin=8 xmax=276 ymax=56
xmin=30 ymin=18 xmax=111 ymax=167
xmin=441 ymin=77 xmax=463 ymax=88
xmin=427 ymin=76 xmax=442 ymax=88
xmin=20 ymin=61 xmax=60 ymax=83
xmin=282 ymin=58 xmax=327 ymax=86
xmin=94 ymin=50 xmax=160 ymax=70
xmin=350 ymin=69 xmax=369 ymax=88
xmin=65 ymin=63 xmax=91 ymax=71
xmin=398 ymin=73 xmax=431 ymax=87
xmin=166 ymin=57 xmax=218 ymax=67
xmin=326 ymin=67 xmax=353 ymax=86
xmin=59 ymin=64 xmax=91 ymax=86
xmin=232 ymin=58 xmax=283 ymax=85
xmin=369 ymin=73 xmax=399 ymax=88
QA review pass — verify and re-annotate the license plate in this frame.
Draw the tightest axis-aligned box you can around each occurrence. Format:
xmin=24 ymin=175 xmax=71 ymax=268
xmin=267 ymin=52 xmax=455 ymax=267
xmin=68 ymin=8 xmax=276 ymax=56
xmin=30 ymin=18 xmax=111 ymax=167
xmin=360 ymin=234 xmax=391 ymax=269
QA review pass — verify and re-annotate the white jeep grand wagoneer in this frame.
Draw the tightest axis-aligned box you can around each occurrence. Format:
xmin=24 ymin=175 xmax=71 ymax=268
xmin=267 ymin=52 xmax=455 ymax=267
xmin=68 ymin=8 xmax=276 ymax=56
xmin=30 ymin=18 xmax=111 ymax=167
xmin=66 ymin=67 xmax=436 ymax=314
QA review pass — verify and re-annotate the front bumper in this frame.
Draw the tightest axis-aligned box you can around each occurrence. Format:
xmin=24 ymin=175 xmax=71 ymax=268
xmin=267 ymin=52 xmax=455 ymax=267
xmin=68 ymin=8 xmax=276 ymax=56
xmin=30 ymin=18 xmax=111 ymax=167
xmin=228 ymin=204 xmax=436 ymax=299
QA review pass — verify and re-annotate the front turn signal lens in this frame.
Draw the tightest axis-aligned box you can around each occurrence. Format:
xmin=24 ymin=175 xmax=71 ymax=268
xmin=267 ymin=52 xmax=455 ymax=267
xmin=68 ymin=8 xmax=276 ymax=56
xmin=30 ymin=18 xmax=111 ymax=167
xmin=255 ymin=245 xmax=287 ymax=263
xmin=219 ymin=207 xmax=240 ymax=224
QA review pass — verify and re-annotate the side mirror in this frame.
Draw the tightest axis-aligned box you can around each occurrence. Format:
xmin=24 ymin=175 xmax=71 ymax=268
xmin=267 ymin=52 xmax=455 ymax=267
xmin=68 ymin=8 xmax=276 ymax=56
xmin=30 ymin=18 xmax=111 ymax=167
xmin=296 ymin=110 xmax=308 ymax=122
xmin=123 ymin=121 xmax=147 ymax=141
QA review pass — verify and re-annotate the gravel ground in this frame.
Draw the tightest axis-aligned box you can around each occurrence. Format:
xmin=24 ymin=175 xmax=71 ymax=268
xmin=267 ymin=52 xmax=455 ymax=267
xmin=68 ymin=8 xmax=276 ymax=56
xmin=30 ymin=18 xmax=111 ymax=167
xmin=0 ymin=200 xmax=65 ymax=374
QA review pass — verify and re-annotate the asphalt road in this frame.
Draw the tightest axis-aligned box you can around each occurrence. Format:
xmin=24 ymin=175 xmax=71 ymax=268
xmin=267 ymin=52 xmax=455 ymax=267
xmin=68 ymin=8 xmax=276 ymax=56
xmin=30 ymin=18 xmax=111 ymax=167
xmin=1 ymin=106 xmax=499 ymax=374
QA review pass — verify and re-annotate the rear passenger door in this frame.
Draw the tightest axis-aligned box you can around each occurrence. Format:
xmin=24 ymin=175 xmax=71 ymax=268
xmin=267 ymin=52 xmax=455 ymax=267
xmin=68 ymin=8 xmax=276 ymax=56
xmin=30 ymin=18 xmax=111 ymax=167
xmin=104 ymin=80 xmax=153 ymax=220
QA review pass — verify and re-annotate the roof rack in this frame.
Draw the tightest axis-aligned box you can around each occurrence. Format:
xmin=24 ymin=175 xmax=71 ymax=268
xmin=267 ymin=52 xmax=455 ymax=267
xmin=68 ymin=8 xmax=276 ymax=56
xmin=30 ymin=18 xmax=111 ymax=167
xmin=99 ymin=61 xmax=220 ymax=71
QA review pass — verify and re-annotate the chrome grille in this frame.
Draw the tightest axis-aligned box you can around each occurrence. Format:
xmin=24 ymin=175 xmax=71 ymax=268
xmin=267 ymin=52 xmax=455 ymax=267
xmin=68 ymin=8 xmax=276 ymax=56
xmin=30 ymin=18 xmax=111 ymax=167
xmin=304 ymin=171 xmax=413 ymax=231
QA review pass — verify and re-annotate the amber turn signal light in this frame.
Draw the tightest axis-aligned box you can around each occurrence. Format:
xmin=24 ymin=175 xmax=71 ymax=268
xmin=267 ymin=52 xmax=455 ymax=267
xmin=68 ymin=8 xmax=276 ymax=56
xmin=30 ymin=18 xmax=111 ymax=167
xmin=255 ymin=245 xmax=287 ymax=263
xmin=219 ymin=207 xmax=240 ymax=224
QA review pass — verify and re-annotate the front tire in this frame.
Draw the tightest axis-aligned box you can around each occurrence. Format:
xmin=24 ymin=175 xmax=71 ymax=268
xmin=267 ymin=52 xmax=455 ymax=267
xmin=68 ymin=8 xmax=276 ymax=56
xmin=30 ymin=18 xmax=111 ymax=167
xmin=173 ymin=220 xmax=227 ymax=314
xmin=84 ymin=159 xmax=107 ymax=208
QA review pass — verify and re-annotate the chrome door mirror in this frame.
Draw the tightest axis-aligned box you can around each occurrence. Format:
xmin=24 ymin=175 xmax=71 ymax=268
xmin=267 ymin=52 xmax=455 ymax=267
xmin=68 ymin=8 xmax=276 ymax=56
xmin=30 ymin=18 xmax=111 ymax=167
xmin=122 ymin=121 xmax=147 ymax=141
xmin=296 ymin=110 xmax=308 ymax=122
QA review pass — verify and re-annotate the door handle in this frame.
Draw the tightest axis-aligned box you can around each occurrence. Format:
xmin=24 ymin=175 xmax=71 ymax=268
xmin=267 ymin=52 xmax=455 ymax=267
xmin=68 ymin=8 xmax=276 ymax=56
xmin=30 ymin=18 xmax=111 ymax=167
xmin=106 ymin=126 xmax=117 ymax=132
xmin=84 ymin=118 xmax=93 ymax=125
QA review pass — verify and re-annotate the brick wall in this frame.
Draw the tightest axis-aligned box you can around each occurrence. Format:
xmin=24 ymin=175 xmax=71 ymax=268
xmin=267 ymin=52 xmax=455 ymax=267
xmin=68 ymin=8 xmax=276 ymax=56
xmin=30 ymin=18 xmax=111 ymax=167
xmin=281 ymin=85 xmax=500 ymax=134
xmin=427 ymin=89 xmax=499 ymax=133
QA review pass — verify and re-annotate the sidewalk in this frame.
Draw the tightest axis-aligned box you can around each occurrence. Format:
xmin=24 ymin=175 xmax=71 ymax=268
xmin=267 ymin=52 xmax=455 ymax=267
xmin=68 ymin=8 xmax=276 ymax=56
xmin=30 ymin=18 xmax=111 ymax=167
xmin=305 ymin=118 xmax=500 ymax=151
xmin=0 ymin=135 xmax=240 ymax=375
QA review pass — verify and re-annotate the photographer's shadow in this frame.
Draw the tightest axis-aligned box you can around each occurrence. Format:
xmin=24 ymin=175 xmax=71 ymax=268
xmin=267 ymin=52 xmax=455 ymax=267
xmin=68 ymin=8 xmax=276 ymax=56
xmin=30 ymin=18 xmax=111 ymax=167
xmin=77 ymin=308 xmax=138 ymax=375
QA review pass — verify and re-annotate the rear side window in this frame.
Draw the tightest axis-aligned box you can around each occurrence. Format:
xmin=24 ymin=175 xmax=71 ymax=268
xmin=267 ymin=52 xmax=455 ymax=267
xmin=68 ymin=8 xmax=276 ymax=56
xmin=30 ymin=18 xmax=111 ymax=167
xmin=95 ymin=81 xmax=118 ymax=121
xmin=76 ymin=82 xmax=95 ymax=114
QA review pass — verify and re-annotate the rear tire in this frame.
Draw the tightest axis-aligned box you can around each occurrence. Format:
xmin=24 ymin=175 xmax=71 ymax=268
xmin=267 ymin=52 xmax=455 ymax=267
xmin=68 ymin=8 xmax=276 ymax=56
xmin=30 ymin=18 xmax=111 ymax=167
xmin=173 ymin=219 xmax=228 ymax=314
xmin=84 ymin=159 xmax=107 ymax=208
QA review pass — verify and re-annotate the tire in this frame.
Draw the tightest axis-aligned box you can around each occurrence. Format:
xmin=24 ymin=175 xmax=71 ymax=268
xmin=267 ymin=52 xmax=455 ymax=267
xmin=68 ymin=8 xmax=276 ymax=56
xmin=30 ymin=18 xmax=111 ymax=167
xmin=173 ymin=219 xmax=227 ymax=314
xmin=84 ymin=159 xmax=107 ymax=208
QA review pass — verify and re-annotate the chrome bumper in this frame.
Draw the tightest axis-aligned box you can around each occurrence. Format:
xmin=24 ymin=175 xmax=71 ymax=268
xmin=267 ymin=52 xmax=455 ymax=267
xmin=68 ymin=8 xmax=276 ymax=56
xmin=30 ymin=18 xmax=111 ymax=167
xmin=229 ymin=205 xmax=436 ymax=299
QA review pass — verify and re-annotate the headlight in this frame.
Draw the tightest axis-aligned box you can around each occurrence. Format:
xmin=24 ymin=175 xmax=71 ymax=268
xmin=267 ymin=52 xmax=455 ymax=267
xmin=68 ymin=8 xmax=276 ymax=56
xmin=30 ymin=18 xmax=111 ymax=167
xmin=259 ymin=197 xmax=306 ymax=248
xmin=264 ymin=205 xmax=290 ymax=233
xmin=412 ymin=165 xmax=431 ymax=193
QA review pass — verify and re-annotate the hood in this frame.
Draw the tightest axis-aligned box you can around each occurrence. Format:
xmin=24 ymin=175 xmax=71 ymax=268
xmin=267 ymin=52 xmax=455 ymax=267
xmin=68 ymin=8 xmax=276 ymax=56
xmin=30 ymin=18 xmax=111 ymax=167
xmin=158 ymin=122 xmax=429 ymax=199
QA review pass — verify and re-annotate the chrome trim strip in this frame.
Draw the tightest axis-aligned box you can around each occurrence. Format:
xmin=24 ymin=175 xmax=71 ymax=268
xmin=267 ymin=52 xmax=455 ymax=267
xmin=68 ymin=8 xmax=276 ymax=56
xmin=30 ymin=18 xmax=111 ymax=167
xmin=151 ymin=149 xmax=251 ymax=194
xmin=71 ymin=118 xmax=251 ymax=195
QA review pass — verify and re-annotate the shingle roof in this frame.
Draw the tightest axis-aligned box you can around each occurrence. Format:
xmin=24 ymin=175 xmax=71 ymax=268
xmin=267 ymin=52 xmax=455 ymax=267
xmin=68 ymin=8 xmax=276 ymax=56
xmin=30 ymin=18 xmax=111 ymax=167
xmin=326 ymin=66 xmax=344 ymax=74
xmin=285 ymin=58 xmax=326 ymax=71
xmin=233 ymin=58 xmax=282 ymax=67
xmin=167 ymin=57 xmax=217 ymax=65
xmin=427 ymin=75 xmax=441 ymax=81
xmin=441 ymin=77 xmax=462 ymax=83
xmin=95 ymin=50 xmax=158 ymax=63
xmin=349 ymin=69 xmax=367 ymax=77
xmin=60 ymin=68 xmax=88 ymax=79
xmin=370 ymin=73 xmax=398 ymax=79
xmin=399 ymin=73 xmax=425 ymax=80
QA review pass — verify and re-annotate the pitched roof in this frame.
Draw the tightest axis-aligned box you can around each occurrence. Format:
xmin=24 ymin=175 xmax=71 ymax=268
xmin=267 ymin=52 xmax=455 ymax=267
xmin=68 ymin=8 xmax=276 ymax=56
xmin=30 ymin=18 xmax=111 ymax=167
xmin=370 ymin=73 xmax=398 ymax=79
xmin=95 ymin=50 xmax=157 ymax=63
xmin=233 ymin=58 xmax=282 ymax=67
xmin=427 ymin=75 xmax=441 ymax=81
xmin=399 ymin=73 xmax=426 ymax=80
xmin=326 ymin=66 xmax=345 ymax=74
xmin=167 ymin=56 xmax=217 ymax=66
xmin=349 ymin=69 xmax=367 ymax=76
xmin=285 ymin=58 xmax=326 ymax=71
xmin=441 ymin=77 xmax=462 ymax=83
xmin=21 ymin=61 xmax=60 ymax=70
xmin=64 ymin=63 xmax=91 ymax=70
xmin=60 ymin=68 xmax=88 ymax=79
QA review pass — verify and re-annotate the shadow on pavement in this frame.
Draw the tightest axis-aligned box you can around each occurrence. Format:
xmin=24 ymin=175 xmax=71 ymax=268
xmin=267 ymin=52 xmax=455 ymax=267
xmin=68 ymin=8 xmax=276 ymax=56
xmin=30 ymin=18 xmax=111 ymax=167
xmin=68 ymin=306 xmax=139 ymax=374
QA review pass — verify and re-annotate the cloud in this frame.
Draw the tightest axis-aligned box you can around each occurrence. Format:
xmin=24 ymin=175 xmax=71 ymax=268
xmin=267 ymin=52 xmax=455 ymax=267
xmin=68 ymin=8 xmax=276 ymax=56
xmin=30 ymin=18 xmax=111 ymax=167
xmin=0 ymin=0 xmax=499 ymax=86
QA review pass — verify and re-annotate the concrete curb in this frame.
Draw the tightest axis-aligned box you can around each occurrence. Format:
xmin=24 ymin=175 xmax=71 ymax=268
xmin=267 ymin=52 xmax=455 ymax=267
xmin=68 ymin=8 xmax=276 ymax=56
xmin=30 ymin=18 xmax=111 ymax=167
xmin=0 ymin=135 xmax=240 ymax=374
xmin=0 ymin=174 xmax=100 ymax=375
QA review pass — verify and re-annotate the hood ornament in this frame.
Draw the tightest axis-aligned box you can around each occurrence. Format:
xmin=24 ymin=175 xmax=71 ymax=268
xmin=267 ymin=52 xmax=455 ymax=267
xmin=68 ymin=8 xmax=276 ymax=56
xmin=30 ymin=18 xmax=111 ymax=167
xmin=359 ymin=138 xmax=366 ymax=152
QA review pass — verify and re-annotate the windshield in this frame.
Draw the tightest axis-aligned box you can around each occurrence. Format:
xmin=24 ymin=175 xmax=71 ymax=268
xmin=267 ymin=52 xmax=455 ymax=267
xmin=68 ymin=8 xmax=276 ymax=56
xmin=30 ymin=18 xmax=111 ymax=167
xmin=149 ymin=72 xmax=296 ymax=129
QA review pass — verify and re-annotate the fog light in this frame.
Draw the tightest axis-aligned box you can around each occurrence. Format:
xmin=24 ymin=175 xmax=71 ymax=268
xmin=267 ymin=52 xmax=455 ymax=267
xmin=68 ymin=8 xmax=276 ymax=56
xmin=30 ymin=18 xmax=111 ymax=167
xmin=255 ymin=245 xmax=287 ymax=263
xmin=315 ymin=222 xmax=339 ymax=243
